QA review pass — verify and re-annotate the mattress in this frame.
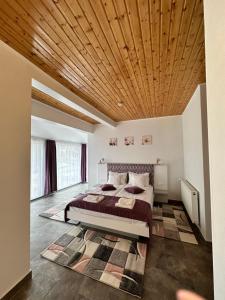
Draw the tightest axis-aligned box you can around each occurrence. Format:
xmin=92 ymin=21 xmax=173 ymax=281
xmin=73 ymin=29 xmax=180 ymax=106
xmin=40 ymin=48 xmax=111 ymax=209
xmin=69 ymin=206 xmax=147 ymax=224
xmin=68 ymin=184 xmax=154 ymax=225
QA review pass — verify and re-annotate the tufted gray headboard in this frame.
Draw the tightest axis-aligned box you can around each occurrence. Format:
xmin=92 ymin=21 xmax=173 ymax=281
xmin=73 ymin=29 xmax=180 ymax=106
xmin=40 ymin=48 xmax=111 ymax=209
xmin=107 ymin=163 xmax=154 ymax=186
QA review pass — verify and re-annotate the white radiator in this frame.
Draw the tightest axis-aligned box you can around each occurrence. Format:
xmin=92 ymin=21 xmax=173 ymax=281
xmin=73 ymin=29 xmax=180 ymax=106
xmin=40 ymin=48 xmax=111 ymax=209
xmin=181 ymin=179 xmax=199 ymax=225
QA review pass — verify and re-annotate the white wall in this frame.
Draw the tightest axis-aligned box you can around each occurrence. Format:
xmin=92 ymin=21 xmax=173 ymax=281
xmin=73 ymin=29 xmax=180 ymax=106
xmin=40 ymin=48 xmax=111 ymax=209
xmin=88 ymin=116 xmax=184 ymax=200
xmin=31 ymin=117 xmax=88 ymax=144
xmin=182 ymin=84 xmax=211 ymax=241
xmin=0 ymin=42 xmax=31 ymax=297
xmin=0 ymin=34 xmax=115 ymax=297
xmin=204 ymin=0 xmax=225 ymax=298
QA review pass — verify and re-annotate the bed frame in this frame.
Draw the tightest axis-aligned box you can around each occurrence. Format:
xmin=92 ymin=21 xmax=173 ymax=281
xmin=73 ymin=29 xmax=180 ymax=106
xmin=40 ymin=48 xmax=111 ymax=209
xmin=67 ymin=163 xmax=154 ymax=238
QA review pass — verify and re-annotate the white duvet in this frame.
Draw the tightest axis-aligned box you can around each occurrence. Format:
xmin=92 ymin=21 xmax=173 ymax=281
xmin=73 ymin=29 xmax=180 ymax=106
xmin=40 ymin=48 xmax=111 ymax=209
xmin=116 ymin=184 xmax=154 ymax=206
xmin=86 ymin=184 xmax=154 ymax=205
xmin=86 ymin=185 xmax=124 ymax=196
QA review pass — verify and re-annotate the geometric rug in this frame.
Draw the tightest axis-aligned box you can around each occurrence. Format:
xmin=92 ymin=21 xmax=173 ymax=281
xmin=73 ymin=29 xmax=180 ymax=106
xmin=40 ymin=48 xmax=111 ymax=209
xmin=39 ymin=202 xmax=79 ymax=225
xmin=152 ymin=203 xmax=198 ymax=245
xmin=41 ymin=226 xmax=148 ymax=298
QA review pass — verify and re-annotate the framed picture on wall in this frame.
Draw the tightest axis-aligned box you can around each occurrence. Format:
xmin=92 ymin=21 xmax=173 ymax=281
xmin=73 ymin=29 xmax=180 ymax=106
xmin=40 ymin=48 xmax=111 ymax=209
xmin=124 ymin=136 xmax=134 ymax=146
xmin=142 ymin=135 xmax=152 ymax=145
xmin=109 ymin=137 xmax=118 ymax=146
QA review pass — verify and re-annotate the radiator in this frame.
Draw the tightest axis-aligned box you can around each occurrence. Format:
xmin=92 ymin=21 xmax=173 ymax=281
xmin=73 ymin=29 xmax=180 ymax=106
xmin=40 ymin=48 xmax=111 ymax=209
xmin=181 ymin=179 xmax=199 ymax=225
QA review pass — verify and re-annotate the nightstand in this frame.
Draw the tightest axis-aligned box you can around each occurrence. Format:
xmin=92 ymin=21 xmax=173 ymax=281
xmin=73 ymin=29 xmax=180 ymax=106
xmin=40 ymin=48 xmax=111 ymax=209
xmin=154 ymin=189 xmax=168 ymax=203
xmin=97 ymin=163 xmax=107 ymax=184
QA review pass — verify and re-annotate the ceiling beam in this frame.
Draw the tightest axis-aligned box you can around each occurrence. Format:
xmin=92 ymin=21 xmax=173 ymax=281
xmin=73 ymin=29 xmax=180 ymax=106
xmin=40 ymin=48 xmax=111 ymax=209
xmin=31 ymin=63 xmax=117 ymax=128
xmin=32 ymin=99 xmax=94 ymax=134
xmin=32 ymin=87 xmax=97 ymax=125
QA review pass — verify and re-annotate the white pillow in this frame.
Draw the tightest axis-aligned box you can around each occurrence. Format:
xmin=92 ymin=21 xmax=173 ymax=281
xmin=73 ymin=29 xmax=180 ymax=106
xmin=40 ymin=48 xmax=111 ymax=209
xmin=119 ymin=173 xmax=127 ymax=185
xmin=128 ymin=172 xmax=150 ymax=187
xmin=108 ymin=172 xmax=127 ymax=185
xmin=107 ymin=172 xmax=122 ymax=185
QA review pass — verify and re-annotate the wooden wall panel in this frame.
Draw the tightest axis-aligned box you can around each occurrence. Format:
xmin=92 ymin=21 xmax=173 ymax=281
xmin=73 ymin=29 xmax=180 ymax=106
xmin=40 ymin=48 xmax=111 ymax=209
xmin=0 ymin=0 xmax=205 ymax=121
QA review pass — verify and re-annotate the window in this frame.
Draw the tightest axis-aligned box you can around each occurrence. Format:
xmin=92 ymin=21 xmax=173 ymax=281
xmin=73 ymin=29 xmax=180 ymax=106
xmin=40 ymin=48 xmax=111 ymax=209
xmin=30 ymin=138 xmax=45 ymax=200
xmin=56 ymin=142 xmax=81 ymax=190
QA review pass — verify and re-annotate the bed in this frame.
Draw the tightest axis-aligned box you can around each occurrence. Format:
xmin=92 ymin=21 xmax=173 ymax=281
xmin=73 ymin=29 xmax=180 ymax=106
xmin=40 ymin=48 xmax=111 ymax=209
xmin=65 ymin=163 xmax=154 ymax=238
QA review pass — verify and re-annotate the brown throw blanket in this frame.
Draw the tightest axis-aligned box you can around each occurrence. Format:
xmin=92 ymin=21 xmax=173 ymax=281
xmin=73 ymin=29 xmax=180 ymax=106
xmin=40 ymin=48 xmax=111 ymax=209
xmin=64 ymin=194 xmax=152 ymax=234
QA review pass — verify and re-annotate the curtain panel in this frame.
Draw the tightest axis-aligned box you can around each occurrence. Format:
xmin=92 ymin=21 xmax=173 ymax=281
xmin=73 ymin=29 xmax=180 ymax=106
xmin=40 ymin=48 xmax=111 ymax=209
xmin=30 ymin=138 xmax=45 ymax=199
xmin=44 ymin=140 xmax=57 ymax=195
xmin=81 ymin=144 xmax=87 ymax=183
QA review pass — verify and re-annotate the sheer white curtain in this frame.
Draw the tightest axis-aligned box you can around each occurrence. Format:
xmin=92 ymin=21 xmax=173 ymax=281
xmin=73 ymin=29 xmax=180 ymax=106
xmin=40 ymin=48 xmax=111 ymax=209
xmin=56 ymin=142 xmax=81 ymax=190
xmin=30 ymin=138 xmax=45 ymax=200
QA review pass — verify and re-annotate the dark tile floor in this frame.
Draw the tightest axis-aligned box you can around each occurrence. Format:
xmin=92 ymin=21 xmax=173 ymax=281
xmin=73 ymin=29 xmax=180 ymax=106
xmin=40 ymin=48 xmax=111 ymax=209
xmin=11 ymin=185 xmax=213 ymax=300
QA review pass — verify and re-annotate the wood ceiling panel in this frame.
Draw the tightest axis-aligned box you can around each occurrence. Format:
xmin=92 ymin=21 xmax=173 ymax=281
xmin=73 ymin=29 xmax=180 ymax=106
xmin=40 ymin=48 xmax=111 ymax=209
xmin=32 ymin=87 xmax=98 ymax=124
xmin=0 ymin=0 xmax=205 ymax=121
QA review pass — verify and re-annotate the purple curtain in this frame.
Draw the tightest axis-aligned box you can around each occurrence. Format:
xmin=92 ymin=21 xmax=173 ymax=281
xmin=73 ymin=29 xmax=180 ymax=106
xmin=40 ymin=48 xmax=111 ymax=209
xmin=44 ymin=140 xmax=57 ymax=195
xmin=81 ymin=144 xmax=87 ymax=183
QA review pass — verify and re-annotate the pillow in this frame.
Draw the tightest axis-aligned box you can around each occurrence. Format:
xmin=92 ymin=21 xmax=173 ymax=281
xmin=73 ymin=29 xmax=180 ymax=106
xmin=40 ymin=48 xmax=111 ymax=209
xmin=128 ymin=172 xmax=150 ymax=187
xmin=101 ymin=184 xmax=116 ymax=191
xmin=107 ymin=172 xmax=122 ymax=185
xmin=124 ymin=186 xmax=145 ymax=194
xmin=108 ymin=171 xmax=127 ymax=185
xmin=119 ymin=172 xmax=128 ymax=185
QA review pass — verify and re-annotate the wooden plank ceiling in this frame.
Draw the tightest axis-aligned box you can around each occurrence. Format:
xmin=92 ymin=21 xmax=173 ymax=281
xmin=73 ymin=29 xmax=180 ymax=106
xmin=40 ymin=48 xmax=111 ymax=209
xmin=0 ymin=0 xmax=205 ymax=122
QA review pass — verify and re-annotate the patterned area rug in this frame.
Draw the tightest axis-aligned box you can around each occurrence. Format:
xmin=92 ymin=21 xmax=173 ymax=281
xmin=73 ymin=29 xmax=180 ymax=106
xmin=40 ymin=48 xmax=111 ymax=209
xmin=39 ymin=202 xmax=79 ymax=224
xmin=152 ymin=203 xmax=198 ymax=245
xmin=41 ymin=226 xmax=147 ymax=298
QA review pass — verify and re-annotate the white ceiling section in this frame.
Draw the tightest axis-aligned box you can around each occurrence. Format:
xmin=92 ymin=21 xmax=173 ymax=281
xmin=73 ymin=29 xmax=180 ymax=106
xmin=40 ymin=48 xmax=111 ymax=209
xmin=31 ymin=117 xmax=88 ymax=144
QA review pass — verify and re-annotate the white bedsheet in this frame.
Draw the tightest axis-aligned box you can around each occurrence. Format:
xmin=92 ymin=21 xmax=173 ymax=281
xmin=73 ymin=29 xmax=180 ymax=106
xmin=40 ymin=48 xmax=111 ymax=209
xmin=116 ymin=184 xmax=154 ymax=207
xmin=86 ymin=185 xmax=125 ymax=196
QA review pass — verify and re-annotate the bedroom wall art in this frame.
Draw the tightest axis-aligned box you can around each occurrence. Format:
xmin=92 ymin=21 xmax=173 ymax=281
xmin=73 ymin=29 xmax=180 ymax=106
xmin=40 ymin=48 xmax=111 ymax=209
xmin=109 ymin=137 xmax=118 ymax=146
xmin=142 ymin=135 xmax=152 ymax=145
xmin=124 ymin=136 xmax=134 ymax=146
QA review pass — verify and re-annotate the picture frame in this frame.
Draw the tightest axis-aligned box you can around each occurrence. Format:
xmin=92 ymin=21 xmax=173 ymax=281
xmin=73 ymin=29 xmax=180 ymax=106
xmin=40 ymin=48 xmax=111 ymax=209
xmin=142 ymin=135 xmax=152 ymax=145
xmin=124 ymin=136 xmax=134 ymax=146
xmin=109 ymin=137 xmax=118 ymax=146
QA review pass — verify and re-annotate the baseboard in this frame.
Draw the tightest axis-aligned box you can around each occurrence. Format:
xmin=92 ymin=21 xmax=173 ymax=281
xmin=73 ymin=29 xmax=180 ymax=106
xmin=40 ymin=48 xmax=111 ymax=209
xmin=1 ymin=271 xmax=32 ymax=300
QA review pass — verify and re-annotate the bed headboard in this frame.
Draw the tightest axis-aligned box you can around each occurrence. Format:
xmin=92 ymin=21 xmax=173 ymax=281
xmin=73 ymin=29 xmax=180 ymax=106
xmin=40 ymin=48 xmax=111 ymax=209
xmin=107 ymin=163 xmax=154 ymax=186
